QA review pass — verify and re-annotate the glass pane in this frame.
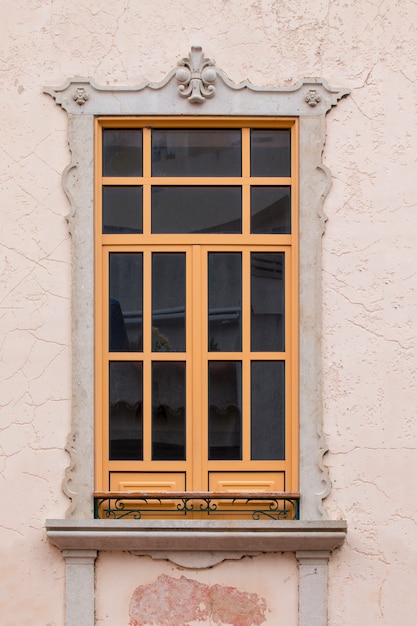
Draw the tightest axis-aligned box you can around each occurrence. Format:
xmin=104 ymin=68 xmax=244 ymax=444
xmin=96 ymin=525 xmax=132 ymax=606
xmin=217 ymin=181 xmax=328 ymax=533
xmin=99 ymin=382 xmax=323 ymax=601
xmin=208 ymin=253 xmax=241 ymax=352
xmin=102 ymin=129 xmax=143 ymax=177
xmin=109 ymin=253 xmax=142 ymax=352
xmin=152 ymin=362 xmax=186 ymax=460
xmin=251 ymin=361 xmax=285 ymax=460
xmin=109 ymin=361 xmax=143 ymax=460
xmin=208 ymin=361 xmax=241 ymax=460
xmin=251 ymin=129 xmax=291 ymax=177
xmin=152 ymin=187 xmax=241 ymax=234
xmin=152 ymin=129 xmax=241 ymax=177
xmin=152 ymin=253 xmax=186 ymax=352
xmin=251 ymin=253 xmax=285 ymax=352
xmin=250 ymin=186 xmax=291 ymax=234
xmin=102 ymin=186 xmax=143 ymax=234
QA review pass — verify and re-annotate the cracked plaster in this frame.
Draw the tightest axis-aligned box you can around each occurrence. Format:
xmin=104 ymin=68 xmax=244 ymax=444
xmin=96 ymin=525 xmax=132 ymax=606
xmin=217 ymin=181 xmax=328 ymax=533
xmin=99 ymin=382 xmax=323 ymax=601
xmin=2 ymin=1 xmax=417 ymax=625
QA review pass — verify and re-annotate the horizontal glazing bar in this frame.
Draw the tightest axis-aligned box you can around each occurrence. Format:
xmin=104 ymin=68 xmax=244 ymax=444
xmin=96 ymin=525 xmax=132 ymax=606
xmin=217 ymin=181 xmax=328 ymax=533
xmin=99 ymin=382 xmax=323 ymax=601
xmin=101 ymin=177 xmax=293 ymax=185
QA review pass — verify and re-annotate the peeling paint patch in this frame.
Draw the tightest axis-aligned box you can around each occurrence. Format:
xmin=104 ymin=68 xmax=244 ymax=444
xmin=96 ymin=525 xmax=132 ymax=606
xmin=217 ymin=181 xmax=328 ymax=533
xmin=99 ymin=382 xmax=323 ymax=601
xmin=129 ymin=573 xmax=267 ymax=626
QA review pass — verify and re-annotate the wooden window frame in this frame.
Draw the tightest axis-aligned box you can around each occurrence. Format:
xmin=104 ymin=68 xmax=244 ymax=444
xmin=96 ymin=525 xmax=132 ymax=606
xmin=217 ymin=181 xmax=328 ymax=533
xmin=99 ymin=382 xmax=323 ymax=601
xmin=94 ymin=118 xmax=299 ymax=512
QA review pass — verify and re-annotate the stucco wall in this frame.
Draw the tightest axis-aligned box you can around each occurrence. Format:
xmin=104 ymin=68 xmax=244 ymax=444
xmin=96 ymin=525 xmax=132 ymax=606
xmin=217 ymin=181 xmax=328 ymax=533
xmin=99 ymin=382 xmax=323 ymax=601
xmin=1 ymin=1 xmax=417 ymax=624
xmin=96 ymin=552 xmax=297 ymax=626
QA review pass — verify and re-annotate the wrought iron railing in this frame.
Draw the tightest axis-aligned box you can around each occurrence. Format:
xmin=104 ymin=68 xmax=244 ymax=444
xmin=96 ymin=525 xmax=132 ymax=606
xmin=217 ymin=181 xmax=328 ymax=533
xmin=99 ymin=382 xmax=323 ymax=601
xmin=94 ymin=491 xmax=300 ymax=520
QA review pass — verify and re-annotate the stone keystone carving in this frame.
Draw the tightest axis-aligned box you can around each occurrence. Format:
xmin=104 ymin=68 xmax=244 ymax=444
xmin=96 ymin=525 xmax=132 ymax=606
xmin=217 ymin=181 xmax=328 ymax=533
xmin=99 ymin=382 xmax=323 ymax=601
xmin=176 ymin=45 xmax=216 ymax=104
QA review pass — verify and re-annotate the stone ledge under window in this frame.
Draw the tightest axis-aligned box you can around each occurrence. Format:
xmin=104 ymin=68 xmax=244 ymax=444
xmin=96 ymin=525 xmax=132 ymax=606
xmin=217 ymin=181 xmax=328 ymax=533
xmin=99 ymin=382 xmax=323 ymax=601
xmin=47 ymin=519 xmax=347 ymax=624
xmin=46 ymin=518 xmax=347 ymax=555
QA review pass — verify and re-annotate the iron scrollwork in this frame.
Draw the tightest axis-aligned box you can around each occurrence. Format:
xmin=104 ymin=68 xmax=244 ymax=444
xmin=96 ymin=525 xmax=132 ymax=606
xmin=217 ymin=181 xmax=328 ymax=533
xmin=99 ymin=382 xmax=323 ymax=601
xmin=94 ymin=492 xmax=300 ymax=520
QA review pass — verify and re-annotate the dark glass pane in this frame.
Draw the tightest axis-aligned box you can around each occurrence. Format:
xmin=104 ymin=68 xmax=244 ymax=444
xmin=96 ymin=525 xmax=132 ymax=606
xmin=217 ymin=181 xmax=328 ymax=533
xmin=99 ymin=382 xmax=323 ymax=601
xmin=109 ymin=253 xmax=142 ymax=352
xmin=208 ymin=361 xmax=241 ymax=460
xmin=102 ymin=129 xmax=143 ymax=177
xmin=250 ymin=187 xmax=291 ymax=234
xmin=152 ymin=362 xmax=186 ymax=460
xmin=109 ymin=361 xmax=143 ymax=460
xmin=251 ymin=129 xmax=291 ymax=177
xmin=152 ymin=187 xmax=241 ymax=234
xmin=208 ymin=253 xmax=241 ymax=352
xmin=152 ymin=253 xmax=186 ymax=352
xmin=102 ymin=186 xmax=142 ymax=234
xmin=152 ymin=129 xmax=241 ymax=177
xmin=251 ymin=361 xmax=285 ymax=460
xmin=251 ymin=253 xmax=285 ymax=352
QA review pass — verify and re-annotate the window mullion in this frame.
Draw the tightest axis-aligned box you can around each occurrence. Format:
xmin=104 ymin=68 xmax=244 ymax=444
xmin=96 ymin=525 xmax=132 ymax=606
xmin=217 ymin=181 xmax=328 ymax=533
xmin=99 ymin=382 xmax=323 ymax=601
xmin=142 ymin=248 xmax=152 ymax=462
xmin=143 ymin=128 xmax=151 ymax=235
xmin=191 ymin=245 xmax=204 ymax=491
xmin=242 ymin=248 xmax=251 ymax=462
xmin=242 ymin=128 xmax=250 ymax=235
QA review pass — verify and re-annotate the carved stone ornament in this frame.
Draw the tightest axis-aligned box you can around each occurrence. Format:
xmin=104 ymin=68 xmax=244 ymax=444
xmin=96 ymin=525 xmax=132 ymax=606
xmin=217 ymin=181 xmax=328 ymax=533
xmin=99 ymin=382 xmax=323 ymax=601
xmin=176 ymin=45 xmax=216 ymax=103
xmin=305 ymin=88 xmax=321 ymax=107
xmin=44 ymin=47 xmax=349 ymax=117
xmin=73 ymin=87 xmax=89 ymax=105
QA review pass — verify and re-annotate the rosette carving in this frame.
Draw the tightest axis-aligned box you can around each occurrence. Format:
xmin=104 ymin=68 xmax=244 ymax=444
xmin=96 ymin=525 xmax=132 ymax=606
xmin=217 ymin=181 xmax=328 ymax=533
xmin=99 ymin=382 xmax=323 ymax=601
xmin=305 ymin=88 xmax=321 ymax=107
xmin=73 ymin=87 xmax=89 ymax=105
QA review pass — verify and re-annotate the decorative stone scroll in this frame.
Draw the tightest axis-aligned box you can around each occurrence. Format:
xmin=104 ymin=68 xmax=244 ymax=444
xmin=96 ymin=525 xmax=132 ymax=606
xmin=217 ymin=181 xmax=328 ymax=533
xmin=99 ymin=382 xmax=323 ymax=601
xmin=44 ymin=46 xmax=349 ymax=117
xmin=176 ymin=45 xmax=217 ymax=103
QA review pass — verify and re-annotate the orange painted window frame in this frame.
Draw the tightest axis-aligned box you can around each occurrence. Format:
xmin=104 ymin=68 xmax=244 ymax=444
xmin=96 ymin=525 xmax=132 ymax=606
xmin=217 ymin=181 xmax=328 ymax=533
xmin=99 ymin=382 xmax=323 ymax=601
xmin=94 ymin=116 xmax=299 ymax=497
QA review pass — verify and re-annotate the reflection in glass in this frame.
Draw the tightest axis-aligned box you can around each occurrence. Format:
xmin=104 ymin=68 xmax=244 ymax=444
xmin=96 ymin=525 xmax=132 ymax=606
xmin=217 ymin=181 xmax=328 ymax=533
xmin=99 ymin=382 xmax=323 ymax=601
xmin=102 ymin=186 xmax=143 ymax=234
xmin=251 ymin=253 xmax=285 ymax=352
xmin=250 ymin=186 xmax=291 ymax=234
xmin=152 ymin=129 xmax=241 ymax=177
xmin=152 ymin=187 xmax=241 ymax=234
xmin=208 ymin=254 xmax=241 ymax=352
xmin=152 ymin=362 xmax=186 ymax=460
xmin=109 ymin=361 xmax=143 ymax=460
xmin=102 ymin=129 xmax=143 ymax=177
xmin=109 ymin=253 xmax=143 ymax=352
xmin=251 ymin=361 xmax=285 ymax=460
xmin=251 ymin=129 xmax=291 ymax=177
xmin=208 ymin=361 xmax=241 ymax=460
xmin=152 ymin=253 xmax=186 ymax=352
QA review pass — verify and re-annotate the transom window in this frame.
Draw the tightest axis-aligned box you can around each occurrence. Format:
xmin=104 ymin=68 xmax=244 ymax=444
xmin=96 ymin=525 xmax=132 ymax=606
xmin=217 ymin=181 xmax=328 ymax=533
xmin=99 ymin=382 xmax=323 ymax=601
xmin=95 ymin=117 xmax=299 ymax=513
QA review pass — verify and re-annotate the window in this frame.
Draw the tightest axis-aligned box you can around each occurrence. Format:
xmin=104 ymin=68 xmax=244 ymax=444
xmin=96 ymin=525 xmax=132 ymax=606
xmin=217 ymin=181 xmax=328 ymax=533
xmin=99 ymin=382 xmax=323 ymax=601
xmin=45 ymin=48 xmax=349 ymax=521
xmin=94 ymin=117 xmax=299 ymax=515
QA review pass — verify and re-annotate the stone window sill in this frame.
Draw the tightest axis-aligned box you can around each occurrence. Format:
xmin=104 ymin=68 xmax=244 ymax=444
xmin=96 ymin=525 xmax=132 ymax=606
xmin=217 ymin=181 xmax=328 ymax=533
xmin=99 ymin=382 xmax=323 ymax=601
xmin=46 ymin=518 xmax=346 ymax=555
xmin=46 ymin=518 xmax=347 ymax=625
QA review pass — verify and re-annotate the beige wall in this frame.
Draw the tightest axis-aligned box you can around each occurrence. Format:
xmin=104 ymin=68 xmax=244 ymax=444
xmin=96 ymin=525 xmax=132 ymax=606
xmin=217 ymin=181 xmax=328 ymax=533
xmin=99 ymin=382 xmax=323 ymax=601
xmin=96 ymin=552 xmax=297 ymax=625
xmin=1 ymin=1 xmax=417 ymax=624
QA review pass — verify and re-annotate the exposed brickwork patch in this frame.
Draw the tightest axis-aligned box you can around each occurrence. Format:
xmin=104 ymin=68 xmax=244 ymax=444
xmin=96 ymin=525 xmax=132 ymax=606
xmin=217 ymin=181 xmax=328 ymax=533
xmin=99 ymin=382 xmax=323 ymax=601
xmin=129 ymin=573 xmax=267 ymax=626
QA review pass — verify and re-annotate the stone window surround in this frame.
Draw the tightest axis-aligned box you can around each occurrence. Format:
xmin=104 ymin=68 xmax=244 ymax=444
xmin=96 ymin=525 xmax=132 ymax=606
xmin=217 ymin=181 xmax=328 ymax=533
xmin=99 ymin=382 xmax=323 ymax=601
xmin=44 ymin=46 xmax=349 ymax=626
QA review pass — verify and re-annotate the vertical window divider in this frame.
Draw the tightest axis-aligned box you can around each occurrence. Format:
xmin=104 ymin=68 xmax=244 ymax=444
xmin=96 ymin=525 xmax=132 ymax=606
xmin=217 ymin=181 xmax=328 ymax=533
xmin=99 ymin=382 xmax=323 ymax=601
xmin=184 ymin=246 xmax=193 ymax=487
xmin=142 ymin=249 xmax=152 ymax=462
xmin=192 ymin=245 xmax=204 ymax=490
xmin=242 ymin=128 xmax=250 ymax=235
xmin=242 ymin=248 xmax=251 ymax=462
xmin=143 ymin=128 xmax=151 ymax=236
xmin=284 ymin=248 xmax=292 ymax=488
